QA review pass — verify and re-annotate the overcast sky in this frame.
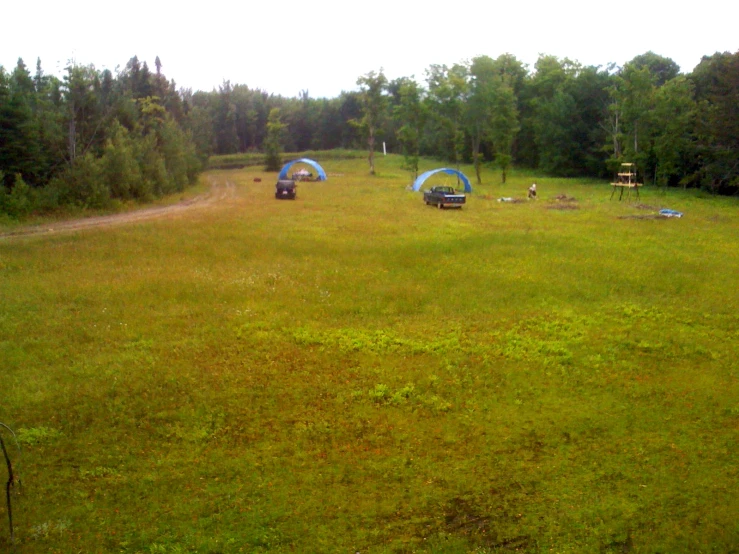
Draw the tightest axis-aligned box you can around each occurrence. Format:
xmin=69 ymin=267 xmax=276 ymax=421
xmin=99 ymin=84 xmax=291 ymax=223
xmin=2 ymin=0 xmax=737 ymax=98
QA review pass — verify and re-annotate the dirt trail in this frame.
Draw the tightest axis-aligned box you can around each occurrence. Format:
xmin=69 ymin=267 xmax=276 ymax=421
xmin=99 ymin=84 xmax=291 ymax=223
xmin=0 ymin=177 xmax=236 ymax=240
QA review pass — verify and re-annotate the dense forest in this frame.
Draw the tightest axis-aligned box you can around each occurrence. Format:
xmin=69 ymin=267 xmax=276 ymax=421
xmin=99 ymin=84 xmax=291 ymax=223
xmin=0 ymin=56 xmax=201 ymax=218
xmin=1 ymin=50 xmax=738 ymax=217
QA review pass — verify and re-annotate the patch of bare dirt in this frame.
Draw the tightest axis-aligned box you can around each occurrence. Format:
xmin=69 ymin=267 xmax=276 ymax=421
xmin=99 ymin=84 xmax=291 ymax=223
xmin=0 ymin=177 xmax=236 ymax=240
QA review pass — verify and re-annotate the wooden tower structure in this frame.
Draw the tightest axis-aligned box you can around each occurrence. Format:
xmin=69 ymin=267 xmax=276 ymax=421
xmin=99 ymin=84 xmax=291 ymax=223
xmin=610 ymin=163 xmax=642 ymax=200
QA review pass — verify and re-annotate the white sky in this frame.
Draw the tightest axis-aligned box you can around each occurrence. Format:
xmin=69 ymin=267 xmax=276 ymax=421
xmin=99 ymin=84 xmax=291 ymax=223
xmin=2 ymin=0 xmax=737 ymax=98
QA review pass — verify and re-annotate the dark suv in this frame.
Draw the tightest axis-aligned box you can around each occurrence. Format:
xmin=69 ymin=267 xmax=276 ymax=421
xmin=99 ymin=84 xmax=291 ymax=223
xmin=275 ymin=179 xmax=297 ymax=199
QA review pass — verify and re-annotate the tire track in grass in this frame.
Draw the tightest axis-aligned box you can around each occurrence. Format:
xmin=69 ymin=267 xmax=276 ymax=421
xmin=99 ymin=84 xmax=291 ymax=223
xmin=0 ymin=177 xmax=237 ymax=240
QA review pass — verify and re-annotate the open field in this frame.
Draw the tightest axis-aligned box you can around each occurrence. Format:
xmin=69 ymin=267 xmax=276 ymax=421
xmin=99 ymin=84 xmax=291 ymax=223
xmin=1 ymin=156 xmax=738 ymax=553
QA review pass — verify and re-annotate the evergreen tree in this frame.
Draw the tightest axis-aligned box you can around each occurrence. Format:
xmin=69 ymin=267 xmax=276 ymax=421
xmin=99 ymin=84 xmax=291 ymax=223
xmin=0 ymin=61 xmax=43 ymax=186
xmin=63 ymin=63 xmax=106 ymax=163
xmin=214 ymin=81 xmax=239 ymax=154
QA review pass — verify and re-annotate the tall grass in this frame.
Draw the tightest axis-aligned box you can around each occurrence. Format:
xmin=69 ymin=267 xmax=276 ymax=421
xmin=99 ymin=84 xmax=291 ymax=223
xmin=1 ymin=155 xmax=738 ymax=553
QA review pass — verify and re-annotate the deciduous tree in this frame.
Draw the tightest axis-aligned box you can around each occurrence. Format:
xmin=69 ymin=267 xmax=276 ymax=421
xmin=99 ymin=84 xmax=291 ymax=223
xmin=466 ymin=56 xmax=498 ymax=183
xmin=651 ymin=76 xmax=696 ymax=188
xmin=355 ymin=70 xmax=388 ymax=175
xmin=489 ymin=77 xmax=519 ymax=183
xmin=691 ymin=51 xmax=739 ymax=194
xmin=425 ymin=64 xmax=468 ymax=172
xmin=263 ymin=108 xmax=286 ymax=172
xmin=393 ymin=77 xmax=425 ymax=181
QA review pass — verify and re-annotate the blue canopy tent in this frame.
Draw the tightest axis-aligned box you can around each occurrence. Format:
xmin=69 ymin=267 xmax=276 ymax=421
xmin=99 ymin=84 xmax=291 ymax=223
xmin=278 ymin=158 xmax=327 ymax=181
xmin=412 ymin=168 xmax=472 ymax=193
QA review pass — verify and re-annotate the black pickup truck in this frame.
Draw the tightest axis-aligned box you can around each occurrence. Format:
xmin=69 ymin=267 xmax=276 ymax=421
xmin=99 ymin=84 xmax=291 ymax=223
xmin=423 ymin=186 xmax=466 ymax=209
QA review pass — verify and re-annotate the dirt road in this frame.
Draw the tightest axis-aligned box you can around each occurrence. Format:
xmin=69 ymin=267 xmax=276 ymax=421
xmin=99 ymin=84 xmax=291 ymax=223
xmin=0 ymin=178 xmax=236 ymax=240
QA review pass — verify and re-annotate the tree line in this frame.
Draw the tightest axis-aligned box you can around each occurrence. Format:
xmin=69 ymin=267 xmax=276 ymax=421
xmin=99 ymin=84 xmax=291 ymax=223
xmin=1 ymin=50 xmax=738 ymax=219
xmin=192 ymin=51 xmax=738 ymax=194
xmin=0 ymin=56 xmax=201 ymax=218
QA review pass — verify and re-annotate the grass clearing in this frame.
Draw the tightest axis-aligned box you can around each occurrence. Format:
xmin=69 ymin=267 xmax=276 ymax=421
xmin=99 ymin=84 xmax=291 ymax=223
xmin=1 ymin=155 xmax=738 ymax=553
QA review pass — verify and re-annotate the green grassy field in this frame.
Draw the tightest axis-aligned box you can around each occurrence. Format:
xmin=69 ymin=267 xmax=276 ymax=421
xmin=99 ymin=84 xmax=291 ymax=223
xmin=1 ymin=155 xmax=738 ymax=553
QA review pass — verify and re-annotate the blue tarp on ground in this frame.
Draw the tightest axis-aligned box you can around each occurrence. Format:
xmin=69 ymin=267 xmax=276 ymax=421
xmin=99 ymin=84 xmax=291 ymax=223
xmin=412 ymin=168 xmax=472 ymax=192
xmin=659 ymin=209 xmax=683 ymax=218
xmin=278 ymin=158 xmax=327 ymax=181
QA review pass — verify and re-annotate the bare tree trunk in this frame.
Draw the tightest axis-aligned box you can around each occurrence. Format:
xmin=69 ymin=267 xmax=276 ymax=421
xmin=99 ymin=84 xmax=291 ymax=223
xmin=634 ymin=120 xmax=638 ymax=154
xmin=368 ymin=125 xmax=375 ymax=175
xmin=600 ymin=104 xmax=621 ymax=159
xmin=472 ymin=131 xmax=482 ymax=184
xmin=68 ymin=101 xmax=76 ymax=164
